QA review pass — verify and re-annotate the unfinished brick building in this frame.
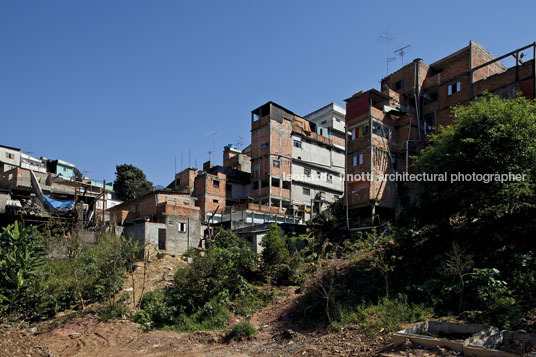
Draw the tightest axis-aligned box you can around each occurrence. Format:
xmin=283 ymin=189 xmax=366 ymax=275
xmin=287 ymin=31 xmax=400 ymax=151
xmin=345 ymin=41 xmax=536 ymax=228
xmin=251 ymin=102 xmax=346 ymax=221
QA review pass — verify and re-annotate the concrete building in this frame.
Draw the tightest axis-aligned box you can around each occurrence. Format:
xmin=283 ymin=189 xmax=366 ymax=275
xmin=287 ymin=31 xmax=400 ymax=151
xmin=0 ymin=145 xmax=21 ymax=173
xmin=345 ymin=41 xmax=536 ymax=228
xmin=20 ymin=153 xmax=47 ymax=174
xmin=223 ymin=144 xmax=251 ymax=173
xmin=109 ymin=190 xmax=202 ymax=253
xmin=250 ymin=101 xmax=345 ymax=221
xmin=47 ymin=159 xmax=77 ymax=178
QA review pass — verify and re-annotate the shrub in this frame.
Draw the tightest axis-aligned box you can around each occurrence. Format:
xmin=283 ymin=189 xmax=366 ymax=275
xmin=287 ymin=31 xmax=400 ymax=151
xmin=136 ymin=229 xmax=264 ymax=332
xmin=0 ymin=222 xmax=49 ymax=321
xmin=260 ymin=224 xmax=288 ymax=268
xmin=227 ymin=321 xmax=256 ymax=341
xmin=334 ymin=295 xmax=433 ymax=335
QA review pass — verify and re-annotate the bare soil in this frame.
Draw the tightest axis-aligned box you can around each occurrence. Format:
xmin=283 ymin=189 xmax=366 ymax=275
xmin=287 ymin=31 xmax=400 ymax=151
xmin=0 ymin=255 xmax=453 ymax=356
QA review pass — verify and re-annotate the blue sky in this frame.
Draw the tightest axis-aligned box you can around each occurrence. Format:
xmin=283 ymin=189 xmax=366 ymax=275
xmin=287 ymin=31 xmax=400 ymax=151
xmin=1 ymin=0 xmax=534 ymax=186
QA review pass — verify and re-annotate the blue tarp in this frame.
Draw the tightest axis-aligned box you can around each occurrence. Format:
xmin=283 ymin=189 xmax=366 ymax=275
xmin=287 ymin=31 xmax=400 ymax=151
xmin=44 ymin=195 xmax=74 ymax=210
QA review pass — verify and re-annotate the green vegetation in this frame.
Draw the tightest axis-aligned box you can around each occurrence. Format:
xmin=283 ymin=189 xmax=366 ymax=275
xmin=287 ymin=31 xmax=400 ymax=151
xmin=135 ymin=229 xmax=270 ymax=332
xmin=113 ymin=163 xmax=153 ymax=201
xmin=227 ymin=321 xmax=256 ymax=341
xmin=260 ymin=224 xmax=308 ymax=286
xmin=333 ymin=295 xmax=433 ymax=336
xmin=2 ymin=94 xmax=535 ymax=339
xmin=300 ymin=93 xmax=536 ymax=333
xmin=0 ymin=222 xmax=141 ymax=323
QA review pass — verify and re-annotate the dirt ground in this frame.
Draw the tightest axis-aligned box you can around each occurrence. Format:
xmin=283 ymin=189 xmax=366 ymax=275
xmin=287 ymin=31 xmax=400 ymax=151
xmin=0 ymin=255 xmax=453 ymax=357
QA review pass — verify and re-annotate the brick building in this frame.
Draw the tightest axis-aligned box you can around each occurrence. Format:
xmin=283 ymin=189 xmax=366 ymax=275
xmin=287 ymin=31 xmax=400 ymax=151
xmin=109 ymin=190 xmax=202 ymax=252
xmin=250 ymin=101 xmax=346 ymax=221
xmin=345 ymin=41 xmax=536 ymax=228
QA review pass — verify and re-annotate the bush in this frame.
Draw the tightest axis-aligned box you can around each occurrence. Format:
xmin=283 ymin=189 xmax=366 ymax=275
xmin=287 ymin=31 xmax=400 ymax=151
xmin=333 ymin=295 xmax=433 ymax=335
xmin=0 ymin=222 xmax=49 ymax=321
xmin=227 ymin=321 xmax=256 ymax=341
xmin=260 ymin=224 xmax=288 ymax=268
xmin=136 ymin=229 xmax=265 ymax=331
xmin=464 ymin=268 xmax=523 ymax=329
xmin=0 ymin=222 xmax=140 ymax=322
xmin=260 ymin=225 xmax=308 ymax=286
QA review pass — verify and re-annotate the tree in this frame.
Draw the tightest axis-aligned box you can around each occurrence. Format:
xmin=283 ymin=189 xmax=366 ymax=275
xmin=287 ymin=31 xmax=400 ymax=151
xmin=416 ymin=93 xmax=536 ymax=226
xmin=355 ymin=229 xmax=401 ymax=299
xmin=260 ymin=224 xmax=288 ymax=267
xmin=113 ymin=164 xmax=153 ymax=201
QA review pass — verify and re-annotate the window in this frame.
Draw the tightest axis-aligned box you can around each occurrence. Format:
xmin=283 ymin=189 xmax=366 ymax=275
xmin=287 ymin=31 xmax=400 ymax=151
xmin=327 ymin=174 xmax=333 ymax=182
xmin=321 ymin=120 xmax=327 ymax=125
xmin=352 ymin=155 xmax=357 ymax=167
xmin=393 ymin=79 xmax=404 ymax=90
xmin=260 ymin=143 xmax=269 ymax=150
xmin=293 ymin=140 xmax=302 ymax=148
xmin=178 ymin=222 xmax=187 ymax=232
xmin=372 ymin=122 xmax=391 ymax=139
xmin=213 ymin=199 xmax=218 ymax=203
xmin=352 ymin=124 xmax=370 ymax=140
xmin=359 ymin=154 xmax=364 ymax=165
xmin=5 ymin=152 xmax=14 ymax=159
xmin=448 ymin=81 xmax=461 ymax=96
xmin=213 ymin=180 xmax=219 ymax=188
xmin=273 ymin=160 xmax=280 ymax=168
xmin=304 ymin=167 xmax=311 ymax=176
xmin=303 ymin=187 xmax=310 ymax=195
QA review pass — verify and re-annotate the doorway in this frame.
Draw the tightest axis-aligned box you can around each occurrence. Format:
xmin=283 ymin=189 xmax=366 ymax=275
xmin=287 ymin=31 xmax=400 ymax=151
xmin=158 ymin=228 xmax=166 ymax=250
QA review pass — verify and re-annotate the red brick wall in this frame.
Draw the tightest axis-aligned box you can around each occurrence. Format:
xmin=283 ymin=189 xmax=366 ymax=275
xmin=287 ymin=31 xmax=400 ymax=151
xmin=194 ymin=172 xmax=226 ymax=218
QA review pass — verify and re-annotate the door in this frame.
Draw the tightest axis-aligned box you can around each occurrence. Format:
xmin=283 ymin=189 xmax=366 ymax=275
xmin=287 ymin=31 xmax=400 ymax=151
xmin=158 ymin=228 xmax=166 ymax=250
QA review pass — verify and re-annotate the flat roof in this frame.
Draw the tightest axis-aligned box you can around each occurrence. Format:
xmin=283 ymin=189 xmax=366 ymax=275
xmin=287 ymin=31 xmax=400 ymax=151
xmin=0 ymin=144 xmax=21 ymax=152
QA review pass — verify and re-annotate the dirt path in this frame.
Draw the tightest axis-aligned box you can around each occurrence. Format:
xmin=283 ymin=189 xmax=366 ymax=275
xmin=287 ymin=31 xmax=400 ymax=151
xmin=0 ymin=316 xmax=446 ymax=357
xmin=0 ymin=256 xmax=447 ymax=356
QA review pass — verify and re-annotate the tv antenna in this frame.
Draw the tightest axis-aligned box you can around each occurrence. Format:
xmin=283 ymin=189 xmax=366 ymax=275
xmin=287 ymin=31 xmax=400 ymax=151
xmin=208 ymin=131 xmax=219 ymax=163
xmin=380 ymin=33 xmax=396 ymax=75
xmin=235 ymin=136 xmax=244 ymax=148
xmin=394 ymin=45 xmax=411 ymax=66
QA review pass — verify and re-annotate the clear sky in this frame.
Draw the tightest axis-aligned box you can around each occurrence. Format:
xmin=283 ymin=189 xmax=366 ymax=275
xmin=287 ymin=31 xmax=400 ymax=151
xmin=1 ymin=0 xmax=534 ymax=186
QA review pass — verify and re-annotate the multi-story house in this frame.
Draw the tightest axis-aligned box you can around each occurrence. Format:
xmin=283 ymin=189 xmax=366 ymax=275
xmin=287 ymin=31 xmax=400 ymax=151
xmin=345 ymin=41 xmax=536 ymax=228
xmin=250 ymin=101 xmax=345 ymax=221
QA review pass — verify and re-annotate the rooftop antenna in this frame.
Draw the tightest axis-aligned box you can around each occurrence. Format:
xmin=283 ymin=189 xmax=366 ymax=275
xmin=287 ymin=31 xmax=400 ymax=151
xmin=394 ymin=45 xmax=411 ymax=66
xmin=181 ymin=152 xmax=183 ymax=171
xmin=208 ymin=131 xmax=219 ymax=164
xmin=380 ymin=33 xmax=396 ymax=76
xmin=208 ymin=150 xmax=212 ymax=162
xmin=235 ymin=136 xmax=244 ymax=148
